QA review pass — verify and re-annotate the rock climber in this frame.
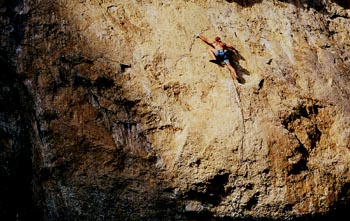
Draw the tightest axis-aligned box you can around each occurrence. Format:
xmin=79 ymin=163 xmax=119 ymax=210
xmin=196 ymin=34 xmax=242 ymax=83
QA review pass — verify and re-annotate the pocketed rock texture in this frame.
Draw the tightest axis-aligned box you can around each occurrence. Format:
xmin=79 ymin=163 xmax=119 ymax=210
xmin=1 ymin=0 xmax=350 ymax=220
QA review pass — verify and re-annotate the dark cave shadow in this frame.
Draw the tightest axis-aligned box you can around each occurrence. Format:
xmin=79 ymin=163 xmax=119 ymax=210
xmin=225 ymin=0 xmax=263 ymax=7
xmin=226 ymin=0 xmax=350 ymax=10
xmin=2 ymin=2 xmax=182 ymax=221
xmin=278 ymin=0 xmax=350 ymax=11
xmin=333 ymin=0 xmax=350 ymax=9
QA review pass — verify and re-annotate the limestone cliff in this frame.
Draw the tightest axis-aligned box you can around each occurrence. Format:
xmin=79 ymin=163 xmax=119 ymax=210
xmin=1 ymin=0 xmax=350 ymax=220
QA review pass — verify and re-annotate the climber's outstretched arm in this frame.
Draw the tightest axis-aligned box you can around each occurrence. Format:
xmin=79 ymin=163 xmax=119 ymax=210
xmin=196 ymin=34 xmax=214 ymax=48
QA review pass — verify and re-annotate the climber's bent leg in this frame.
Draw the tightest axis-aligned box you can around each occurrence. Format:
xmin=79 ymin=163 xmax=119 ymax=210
xmin=208 ymin=49 xmax=217 ymax=60
xmin=225 ymin=62 xmax=238 ymax=79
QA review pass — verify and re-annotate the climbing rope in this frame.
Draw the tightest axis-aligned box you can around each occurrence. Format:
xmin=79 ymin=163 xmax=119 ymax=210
xmin=232 ymin=80 xmax=245 ymax=165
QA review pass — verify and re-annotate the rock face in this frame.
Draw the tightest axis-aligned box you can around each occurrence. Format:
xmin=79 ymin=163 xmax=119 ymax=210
xmin=1 ymin=0 xmax=350 ymax=220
